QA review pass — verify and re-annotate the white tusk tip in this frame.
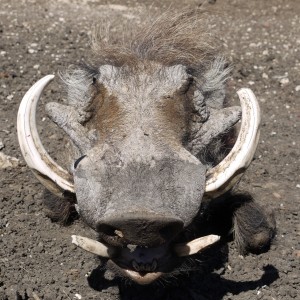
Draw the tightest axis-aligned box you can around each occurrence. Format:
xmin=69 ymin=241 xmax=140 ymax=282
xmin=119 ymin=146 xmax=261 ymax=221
xmin=71 ymin=235 xmax=79 ymax=246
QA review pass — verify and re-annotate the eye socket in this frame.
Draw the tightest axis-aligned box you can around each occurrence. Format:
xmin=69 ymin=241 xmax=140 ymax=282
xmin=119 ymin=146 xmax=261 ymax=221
xmin=74 ymin=155 xmax=86 ymax=169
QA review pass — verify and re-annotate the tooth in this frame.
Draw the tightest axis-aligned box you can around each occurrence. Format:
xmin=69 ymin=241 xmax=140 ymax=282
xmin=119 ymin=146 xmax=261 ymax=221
xmin=132 ymin=260 xmax=140 ymax=272
xmin=151 ymin=259 xmax=158 ymax=271
xmin=114 ymin=229 xmax=124 ymax=238
xmin=174 ymin=234 xmax=220 ymax=257
xmin=71 ymin=235 xmax=115 ymax=258
xmin=144 ymin=263 xmax=151 ymax=272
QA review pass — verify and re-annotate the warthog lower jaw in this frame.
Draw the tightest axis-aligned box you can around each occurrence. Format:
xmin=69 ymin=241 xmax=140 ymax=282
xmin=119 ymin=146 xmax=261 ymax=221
xmin=113 ymin=264 xmax=163 ymax=285
xmin=71 ymin=234 xmax=220 ymax=284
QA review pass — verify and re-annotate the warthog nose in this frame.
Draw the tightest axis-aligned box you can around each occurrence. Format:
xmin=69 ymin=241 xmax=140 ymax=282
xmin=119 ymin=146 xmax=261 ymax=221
xmin=97 ymin=213 xmax=184 ymax=247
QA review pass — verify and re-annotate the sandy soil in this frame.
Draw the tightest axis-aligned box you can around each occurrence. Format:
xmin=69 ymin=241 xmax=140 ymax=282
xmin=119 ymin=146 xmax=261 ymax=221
xmin=0 ymin=0 xmax=299 ymax=299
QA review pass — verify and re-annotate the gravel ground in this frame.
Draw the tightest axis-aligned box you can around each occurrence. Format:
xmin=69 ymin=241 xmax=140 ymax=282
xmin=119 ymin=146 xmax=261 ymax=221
xmin=0 ymin=0 xmax=299 ymax=299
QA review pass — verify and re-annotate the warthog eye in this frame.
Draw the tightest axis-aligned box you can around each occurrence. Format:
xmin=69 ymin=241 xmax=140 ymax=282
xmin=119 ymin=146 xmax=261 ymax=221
xmin=74 ymin=155 xmax=86 ymax=169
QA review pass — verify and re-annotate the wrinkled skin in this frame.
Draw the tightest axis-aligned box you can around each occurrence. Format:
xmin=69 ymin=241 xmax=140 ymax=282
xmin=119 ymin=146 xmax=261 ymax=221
xmin=72 ymin=64 xmax=206 ymax=233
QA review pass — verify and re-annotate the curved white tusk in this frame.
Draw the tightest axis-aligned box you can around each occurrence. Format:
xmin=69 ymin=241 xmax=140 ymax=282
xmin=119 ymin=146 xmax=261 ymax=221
xmin=205 ymin=88 xmax=261 ymax=197
xmin=174 ymin=234 xmax=220 ymax=257
xmin=71 ymin=235 xmax=115 ymax=258
xmin=17 ymin=75 xmax=74 ymax=196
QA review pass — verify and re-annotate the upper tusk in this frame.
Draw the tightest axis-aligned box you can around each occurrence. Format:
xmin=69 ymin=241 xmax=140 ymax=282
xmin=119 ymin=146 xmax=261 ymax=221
xmin=174 ymin=234 xmax=220 ymax=257
xmin=71 ymin=235 xmax=116 ymax=258
xmin=205 ymin=88 xmax=261 ymax=197
xmin=17 ymin=75 xmax=75 ymax=196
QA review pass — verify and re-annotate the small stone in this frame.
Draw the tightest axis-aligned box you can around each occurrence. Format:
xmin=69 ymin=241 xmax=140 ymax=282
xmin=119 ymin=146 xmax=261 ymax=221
xmin=106 ymin=4 xmax=128 ymax=11
xmin=293 ymin=250 xmax=300 ymax=257
xmin=280 ymin=78 xmax=289 ymax=85
xmin=74 ymin=293 xmax=82 ymax=299
xmin=28 ymin=49 xmax=35 ymax=54
xmin=295 ymin=85 xmax=300 ymax=92
xmin=262 ymin=73 xmax=268 ymax=79
xmin=104 ymin=269 xmax=116 ymax=280
xmin=0 ymin=152 xmax=19 ymax=168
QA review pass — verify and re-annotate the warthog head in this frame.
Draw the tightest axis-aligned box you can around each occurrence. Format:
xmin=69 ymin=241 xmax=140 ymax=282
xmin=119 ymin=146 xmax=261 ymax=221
xmin=17 ymin=11 xmax=261 ymax=284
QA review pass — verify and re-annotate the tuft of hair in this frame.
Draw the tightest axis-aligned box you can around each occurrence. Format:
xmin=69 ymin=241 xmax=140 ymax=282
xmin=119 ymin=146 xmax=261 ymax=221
xmin=196 ymin=192 xmax=276 ymax=254
xmin=42 ymin=190 xmax=78 ymax=225
xmin=59 ymin=67 xmax=95 ymax=111
xmin=232 ymin=194 xmax=276 ymax=254
xmin=91 ymin=9 xmax=219 ymax=68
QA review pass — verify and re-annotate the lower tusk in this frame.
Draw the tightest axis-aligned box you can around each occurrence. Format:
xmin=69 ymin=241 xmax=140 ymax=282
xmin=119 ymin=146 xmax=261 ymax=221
xmin=174 ymin=234 xmax=220 ymax=257
xmin=71 ymin=235 xmax=115 ymax=258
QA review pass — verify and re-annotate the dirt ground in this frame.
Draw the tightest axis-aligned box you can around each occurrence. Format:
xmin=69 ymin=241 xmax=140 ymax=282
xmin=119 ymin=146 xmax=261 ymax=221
xmin=0 ymin=0 xmax=299 ymax=299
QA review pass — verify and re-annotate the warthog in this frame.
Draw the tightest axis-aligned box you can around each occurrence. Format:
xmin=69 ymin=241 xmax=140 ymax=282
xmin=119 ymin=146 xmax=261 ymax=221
xmin=17 ymin=10 xmax=275 ymax=285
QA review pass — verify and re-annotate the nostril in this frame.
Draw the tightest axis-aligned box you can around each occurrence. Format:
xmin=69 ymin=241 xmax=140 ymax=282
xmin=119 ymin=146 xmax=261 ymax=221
xmin=98 ymin=214 xmax=184 ymax=247
xmin=159 ymin=221 xmax=183 ymax=242
xmin=97 ymin=224 xmax=116 ymax=236
xmin=97 ymin=224 xmax=125 ymax=247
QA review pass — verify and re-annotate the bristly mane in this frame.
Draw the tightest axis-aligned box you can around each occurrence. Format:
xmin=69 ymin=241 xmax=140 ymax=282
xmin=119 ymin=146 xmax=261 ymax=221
xmin=90 ymin=9 xmax=220 ymax=69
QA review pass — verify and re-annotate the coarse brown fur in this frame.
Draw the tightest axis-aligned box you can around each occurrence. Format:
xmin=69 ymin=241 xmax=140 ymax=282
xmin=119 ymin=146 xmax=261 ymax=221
xmin=42 ymin=190 xmax=78 ymax=224
xmin=197 ymin=193 xmax=276 ymax=254
xmin=61 ymin=9 xmax=233 ymax=169
xmin=90 ymin=9 xmax=218 ymax=69
xmin=232 ymin=195 xmax=276 ymax=254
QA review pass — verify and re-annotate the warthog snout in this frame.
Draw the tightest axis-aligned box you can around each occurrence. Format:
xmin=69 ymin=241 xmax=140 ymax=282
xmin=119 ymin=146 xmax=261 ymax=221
xmin=97 ymin=213 xmax=184 ymax=247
